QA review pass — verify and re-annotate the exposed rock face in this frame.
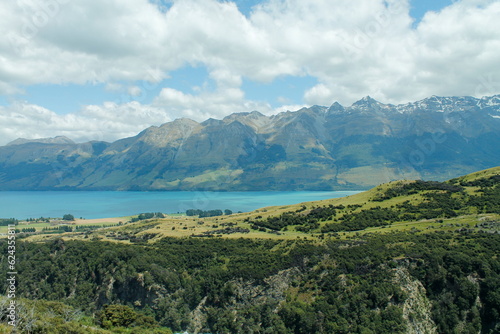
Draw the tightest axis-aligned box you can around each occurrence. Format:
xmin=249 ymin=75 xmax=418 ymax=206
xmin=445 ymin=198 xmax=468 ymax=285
xmin=394 ymin=267 xmax=437 ymax=334
xmin=1 ymin=95 xmax=499 ymax=190
xmin=187 ymin=268 xmax=301 ymax=334
xmin=91 ymin=261 xmax=486 ymax=333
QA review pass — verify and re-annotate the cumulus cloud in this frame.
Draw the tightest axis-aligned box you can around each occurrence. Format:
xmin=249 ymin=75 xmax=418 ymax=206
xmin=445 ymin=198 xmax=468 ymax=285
xmin=304 ymin=84 xmax=336 ymax=107
xmin=2 ymin=0 xmax=499 ymax=100
xmin=411 ymin=0 xmax=500 ymax=99
xmin=1 ymin=0 xmax=499 ymax=144
xmin=0 ymin=101 xmax=171 ymax=145
xmin=153 ymin=84 xmax=273 ymax=122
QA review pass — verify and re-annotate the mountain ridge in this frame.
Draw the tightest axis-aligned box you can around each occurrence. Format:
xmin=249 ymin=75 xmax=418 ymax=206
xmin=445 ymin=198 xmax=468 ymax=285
xmin=1 ymin=94 xmax=500 ymax=191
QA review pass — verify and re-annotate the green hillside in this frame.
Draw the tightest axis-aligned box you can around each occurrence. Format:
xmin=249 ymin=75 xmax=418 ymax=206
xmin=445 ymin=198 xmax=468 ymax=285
xmin=1 ymin=167 xmax=499 ymax=333
xmin=39 ymin=166 xmax=499 ymax=242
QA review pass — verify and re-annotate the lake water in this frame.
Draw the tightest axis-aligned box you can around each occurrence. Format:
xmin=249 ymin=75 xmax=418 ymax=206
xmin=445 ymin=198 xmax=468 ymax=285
xmin=0 ymin=191 xmax=361 ymax=220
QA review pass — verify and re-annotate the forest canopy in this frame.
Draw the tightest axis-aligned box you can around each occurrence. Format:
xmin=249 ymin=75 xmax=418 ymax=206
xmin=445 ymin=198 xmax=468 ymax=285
xmin=1 ymin=231 xmax=499 ymax=333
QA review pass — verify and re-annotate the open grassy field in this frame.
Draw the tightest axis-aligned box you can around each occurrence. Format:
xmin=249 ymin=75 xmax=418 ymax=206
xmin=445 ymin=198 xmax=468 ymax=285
xmin=0 ymin=216 xmax=130 ymax=235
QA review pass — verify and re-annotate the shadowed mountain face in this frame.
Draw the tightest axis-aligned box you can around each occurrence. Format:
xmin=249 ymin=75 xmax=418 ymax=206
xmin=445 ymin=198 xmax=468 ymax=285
xmin=1 ymin=95 xmax=500 ymax=191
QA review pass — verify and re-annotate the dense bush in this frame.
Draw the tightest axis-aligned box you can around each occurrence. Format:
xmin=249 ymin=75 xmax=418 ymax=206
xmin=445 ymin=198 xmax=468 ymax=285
xmin=186 ymin=209 xmax=228 ymax=217
xmin=0 ymin=218 xmax=18 ymax=226
xmin=0 ymin=173 xmax=498 ymax=333
xmin=1 ymin=232 xmax=499 ymax=333
xmin=63 ymin=214 xmax=75 ymax=221
xmin=130 ymin=212 xmax=165 ymax=222
xmin=373 ymin=180 xmax=464 ymax=201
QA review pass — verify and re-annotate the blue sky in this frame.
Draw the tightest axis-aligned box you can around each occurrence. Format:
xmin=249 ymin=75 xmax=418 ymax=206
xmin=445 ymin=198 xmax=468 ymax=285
xmin=1 ymin=0 xmax=499 ymax=145
xmin=409 ymin=0 xmax=456 ymax=22
xmin=15 ymin=66 xmax=209 ymax=115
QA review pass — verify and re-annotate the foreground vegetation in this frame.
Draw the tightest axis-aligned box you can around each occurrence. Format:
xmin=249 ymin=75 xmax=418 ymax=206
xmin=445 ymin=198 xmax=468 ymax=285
xmin=1 ymin=232 xmax=499 ymax=333
xmin=1 ymin=167 xmax=499 ymax=333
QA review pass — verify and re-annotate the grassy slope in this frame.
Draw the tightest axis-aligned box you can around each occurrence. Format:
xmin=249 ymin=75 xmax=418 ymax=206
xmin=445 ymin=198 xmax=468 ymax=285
xmin=20 ymin=166 xmax=500 ymax=243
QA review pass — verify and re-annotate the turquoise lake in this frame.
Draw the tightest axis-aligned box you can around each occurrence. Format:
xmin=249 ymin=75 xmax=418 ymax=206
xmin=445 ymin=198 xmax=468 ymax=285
xmin=0 ymin=191 xmax=361 ymax=220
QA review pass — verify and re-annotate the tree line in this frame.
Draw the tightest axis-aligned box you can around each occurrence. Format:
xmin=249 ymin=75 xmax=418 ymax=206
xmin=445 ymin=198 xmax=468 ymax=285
xmin=186 ymin=209 xmax=233 ymax=217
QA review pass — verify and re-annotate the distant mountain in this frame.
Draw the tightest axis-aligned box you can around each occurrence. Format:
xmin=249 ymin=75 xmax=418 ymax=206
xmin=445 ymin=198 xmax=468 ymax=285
xmin=1 ymin=95 xmax=500 ymax=191
xmin=6 ymin=136 xmax=75 ymax=146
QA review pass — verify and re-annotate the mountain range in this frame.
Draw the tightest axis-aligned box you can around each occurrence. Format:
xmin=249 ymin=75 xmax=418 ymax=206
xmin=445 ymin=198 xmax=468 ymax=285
xmin=1 ymin=94 xmax=500 ymax=191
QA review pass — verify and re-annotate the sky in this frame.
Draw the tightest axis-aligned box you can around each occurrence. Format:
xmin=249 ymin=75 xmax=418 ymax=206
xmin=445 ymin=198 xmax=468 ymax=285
xmin=1 ymin=0 xmax=500 ymax=145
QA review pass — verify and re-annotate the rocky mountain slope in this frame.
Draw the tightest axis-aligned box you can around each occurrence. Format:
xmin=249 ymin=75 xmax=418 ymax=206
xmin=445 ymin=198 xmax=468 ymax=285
xmin=1 ymin=95 xmax=499 ymax=190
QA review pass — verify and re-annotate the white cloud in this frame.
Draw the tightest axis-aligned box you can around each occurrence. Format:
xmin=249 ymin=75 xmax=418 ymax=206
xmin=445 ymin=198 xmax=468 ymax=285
xmin=153 ymin=85 xmax=272 ymax=121
xmin=273 ymin=103 xmax=309 ymax=114
xmin=209 ymin=69 xmax=243 ymax=89
xmin=128 ymin=86 xmax=143 ymax=97
xmin=304 ymin=84 xmax=336 ymax=106
xmin=410 ymin=0 xmax=500 ymax=99
xmin=0 ymin=101 xmax=171 ymax=145
xmin=2 ymin=0 xmax=499 ymax=102
xmin=1 ymin=0 xmax=500 ymax=144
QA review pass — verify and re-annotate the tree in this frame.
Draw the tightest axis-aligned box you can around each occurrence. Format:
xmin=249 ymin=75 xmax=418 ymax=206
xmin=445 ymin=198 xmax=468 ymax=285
xmin=63 ymin=214 xmax=75 ymax=221
xmin=224 ymin=209 xmax=233 ymax=215
xmin=99 ymin=304 xmax=138 ymax=328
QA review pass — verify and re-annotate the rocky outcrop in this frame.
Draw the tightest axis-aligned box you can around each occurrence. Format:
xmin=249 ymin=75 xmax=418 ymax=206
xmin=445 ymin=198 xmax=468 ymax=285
xmin=393 ymin=267 xmax=437 ymax=334
xmin=187 ymin=267 xmax=301 ymax=334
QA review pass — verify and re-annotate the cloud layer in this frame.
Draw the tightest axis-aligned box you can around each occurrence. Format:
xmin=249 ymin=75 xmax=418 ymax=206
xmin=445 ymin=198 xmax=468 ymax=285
xmin=1 ymin=0 xmax=500 ymax=145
